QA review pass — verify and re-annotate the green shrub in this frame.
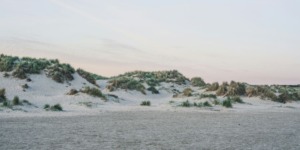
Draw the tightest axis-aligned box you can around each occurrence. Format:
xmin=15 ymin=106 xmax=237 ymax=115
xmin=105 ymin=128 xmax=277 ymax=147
xmin=140 ymin=101 xmax=151 ymax=106
xmin=230 ymin=96 xmax=244 ymax=103
xmin=200 ymin=94 xmax=217 ymax=99
xmin=107 ymin=77 xmax=146 ymax=94
xmin=0 ymin=54 xmax=18 ymax=72
xmin=67 ymin=89 xmax=78 ymax=95
xmin=206 ymin=82 xmax=219 ymax=91
xmin=12 ymin=67 xmax=27 ymax=79
xmin=213 ymin=99 xmax=221 ymax=105
xmin=216 ymin=82 xmax=228 ymax=96
xmin=46 ymin=63 xmax=75 ymax=83
xmin=22 ymin=84 xmax=29 ymax=89
xmin=3 ymin=101 xmax=9 ymax=107
xmin=191 ymin=77 xmax=206 ymax=87
xmin=12 ymin=96 xmax=20 ymax=105
xmin=246 ymin=86 xmax=258 ymax=97
xmin=3 ymin=73 xmax=10 ymax=77
xmin=183 ymin=88 xmax=193 ymax=97
xmin=222 ymin=99 xmax=233 ymax=108
xmin=77 ymin=68 xmax=97 ymax=85
xmin=81 ymin=86 xmax=106 ymax=100
xmin=203 ymin=101 xmax=212 ymax=107
xmin=50 ymin=104 xmax=63 ymax=111
xmin=44 ymin=104 xmax=50 ymax=109
xmin=181 ymin=100 xmax=191 ymax=107
xmin=147 ymin=86 xmax=159 ymax=94
xmin=0 ymin=88 xmax=6 ymax=102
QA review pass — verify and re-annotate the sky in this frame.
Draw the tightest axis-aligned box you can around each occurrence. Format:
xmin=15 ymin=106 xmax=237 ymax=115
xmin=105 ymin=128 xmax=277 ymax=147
xmin=0 ymin=0 xmax=299 ymax=84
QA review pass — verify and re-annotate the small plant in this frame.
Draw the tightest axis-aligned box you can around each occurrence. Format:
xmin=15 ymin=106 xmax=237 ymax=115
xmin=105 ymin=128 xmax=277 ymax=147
xmin=183 ymin=88 xmax=193 ymax=97
xmin=213 ymin=99 xmax=221 ymax=105
xmin=200 ymin=94 xmax=217 ymax=99
xmin=77 ymin=68 xmax=97 ymax=85
xmin=3 ymin=101 xmax=9 ymax=107
xmin=81 ymin=86 xmax=106 ymax=100
xmin=44 ymin=104 xmax=50 ymax=109
xmin=140 ymin=101 xmax=151 ymax=106
xmin=222 ymin=99 xmax=233 ymax=108
xmin=203 ymin=101 xmax=212 ymax=107
xmin=0 ymin=88 xmax=7 ymax=102
xmin=230 ymin=96 xmax=244 ymax=103
xmin=50 ymin=104 xmax=63 ymax=111
xmin=22 ymin=100 xmax=32 ymax=105
xmin=22 ymin=84 xmax=29 ymax=89
xmin=181 ymin=100 xmax=191 ymax=107
xmin=67 ymin=89 xmax=78 ymax=95
xmin=191 ymin=77 xmax=206 ymax=87
xmin=147 ymin=86 xmax=159 ymax=94
xmin=169 ymin=100 xmax=175 ymax=104
xmin=3 ymin=73 xmax=10 ymax=77
xmin=12 ymin=96 xmax=20 ymax=105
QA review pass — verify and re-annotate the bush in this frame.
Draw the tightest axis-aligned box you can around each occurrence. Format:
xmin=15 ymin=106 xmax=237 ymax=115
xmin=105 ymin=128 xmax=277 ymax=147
xmin=216 ymin=82 xmax=228 ymax=96
xmin=3 ymin=73 xmax=10 ymax=77
xmin=191 ymin=77 xmax=206 ymax=87
xmin=22 ymin=84 xmax=29 ymax=89
xmin=246 ymin=86 xmax=258 ymax=97
xmin=50 ymin=104 xmax=63 ymax=111
xmin=12 ymin=96 xmax=20 ymax=105
xmin=203 ymin=101 xmax=212 ymax=107
xmin=230 ymin=96 xmax=244 ymax=103
xmin=12 ymin=67 xmax=27 ymax=79
xmin=183 ymin=88 xmax=193 ymax=97
xmin=206 ymin=82 xmax=219 ymax=91
xmin=181 ymin=100 xmax=191 ymax=107
xmin=213 ymin=99 xmax=221 ymax=105
xmin=0 ymin=54 xmax=18 ymax=72
xmin=107 ymin=77 xmax=146 ymax=94
xmin=222 ymin=99 xmax=233 ymax=108
xmin=67 ymin=89 xmax=78 ymax=95
xmin=140 ymin=101 xmax=151 ymax=106
xmin=147 ymin=86 xmax=159 ymax=94
xmin=45 ymin=63 xmax=75 ymax=83
xmin=225 ymin=81 xmax=246 ymax=96
xmin=200 ymin=94 xmax=217 ymax=99
xmin=0 ymin=88 xmax=6 ymax=102
xmin=81 ymin=86 xmax=106 ymax=100
xmin=77 ymin=68 xmax=97 ymax=85
xmin=44 ymin=104 xmax=50 ymax=109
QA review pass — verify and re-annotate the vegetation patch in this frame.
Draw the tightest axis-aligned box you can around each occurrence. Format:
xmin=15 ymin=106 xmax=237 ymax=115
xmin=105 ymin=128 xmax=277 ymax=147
xmin=222 ymin=99 xmax=233 ymax=108
xmin=206 ymin=82 xmax=219 ymax=91
xmin=183 ymin=88 xmax=193 ymax=97
xmin=44 ymin=104 xmax=63 ymax=111
xmin=77 ymin=69 xmax=96 ymax=85
xmin=107 ymin=77 xmax=146 ymax=94
xmin=81 ymin=86 xmax=106 ymax=100
xmin=147 ymin=86 xmax=159 ymax=94
xmin=191 ymin=77 xmax=206 ymax=87
xmin=200 ymin=94 xmax=217 ymax=99
xmin=140 ymin=101 xmax=151 ymax=106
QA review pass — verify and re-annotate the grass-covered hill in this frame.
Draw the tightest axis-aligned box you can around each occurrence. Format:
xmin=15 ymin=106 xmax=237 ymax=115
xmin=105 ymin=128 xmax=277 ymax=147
xmin=0 ymin=54 xmax=299 ymax=104
xmin=0 ymin=54 xmax=106 ymax=84
xmin=107 ymin=70 xmax=189 ymax=94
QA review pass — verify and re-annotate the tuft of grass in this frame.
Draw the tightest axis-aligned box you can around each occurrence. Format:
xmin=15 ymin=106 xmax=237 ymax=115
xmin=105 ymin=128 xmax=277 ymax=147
xmin=183 ymin=88 xmax=193 ymax=97
xmin=191 ymin=77 xmax=206 ymax=87
xmin=222 ymin=98 xmax=233 ymax=108
xmin=213 ymin=99 xmax=221 ymax=105
xmin=203 ymin=101 xmax=212 ymax=107
xmin=0 ymin=88 xmax=7 ymax=102
xmin=44 ymin=104 xmax=50 ymax=109
xmin=230 ymin=96 xmax=244 ymax=103
xmin=81 ymin=86 xmax=106 ymax=100
xmin=77 ymin=68 xmax=97 ymax=85
xmin=147 ymin=86 xmax=159 ymax=94
xmin=200 ymin=94 xmax=217 ymax=99
xmin=12 ymin=96 xmax=20 ymax=105
xmin=140 ymin=101 xmax=151 ymax=106
xmin=44 ymin=104 xmax=63 ymax=111
xmin=181 ymin=100 xmax=191 ymax=107
xmin=50 ymin=104 xmax=63 ymax=111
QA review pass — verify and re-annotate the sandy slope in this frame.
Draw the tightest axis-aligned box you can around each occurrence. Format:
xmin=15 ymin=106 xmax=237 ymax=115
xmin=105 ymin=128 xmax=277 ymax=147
xmin=0 ymin=71 xmax=300 ymax=116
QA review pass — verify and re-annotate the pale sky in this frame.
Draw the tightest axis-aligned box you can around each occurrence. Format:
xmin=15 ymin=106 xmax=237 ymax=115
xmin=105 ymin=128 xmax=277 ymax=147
xmin=0 ymin=0 xmax=299 ymax=84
